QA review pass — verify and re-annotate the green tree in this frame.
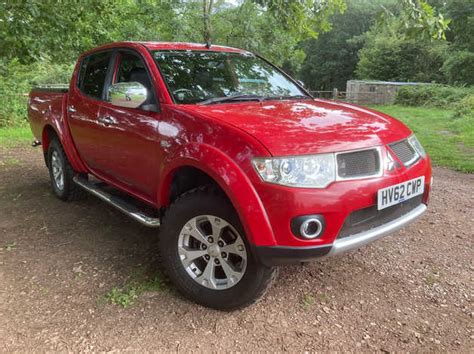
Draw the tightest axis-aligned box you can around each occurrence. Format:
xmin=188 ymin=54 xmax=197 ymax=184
xmin=438 ymin=0 xmax=474 ymax=85
xmin=398 ymin=0 xmax=450 ymax=40
xmin=203 ymin=0 xmax=214 ymax=43
xmin=254 ymin=0 xmax=347 ymax=39
xmin=355 ymin=0 xmax=473 ymax=85
xmin=443 ymin=0 xmax=474 ymax=51
xmin=355 ymin=18 xmax=447 ymax=83
xmin=0 ymin=0 xmax=178 ymax=64
xmin=298 ymin=0 xmax=382 ymax=90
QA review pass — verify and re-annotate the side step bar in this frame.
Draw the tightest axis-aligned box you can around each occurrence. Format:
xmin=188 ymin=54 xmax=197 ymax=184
xmin=73 ymin=176 xmax=161 ymax=228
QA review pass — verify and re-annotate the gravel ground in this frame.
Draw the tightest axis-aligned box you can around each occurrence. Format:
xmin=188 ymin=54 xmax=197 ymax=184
xmin=0 ymin=146 xmax=472 ymax=351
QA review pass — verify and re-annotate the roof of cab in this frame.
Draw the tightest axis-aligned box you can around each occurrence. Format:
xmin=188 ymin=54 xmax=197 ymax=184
xmin=85 ymin=41 xmax=250 ymax=55
xmin=139 ymin=41 xmax=249 ymax=53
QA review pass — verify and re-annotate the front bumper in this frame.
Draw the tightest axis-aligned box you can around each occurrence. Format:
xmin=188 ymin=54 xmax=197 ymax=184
xmin=255 ymin=203 xmax=427 ymax=266
xmin=251 ymin=154 xmax=431 ymax=248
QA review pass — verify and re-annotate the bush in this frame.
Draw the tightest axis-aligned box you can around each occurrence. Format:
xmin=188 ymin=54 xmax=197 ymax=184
xmin=452 ymin=94 xmax=474 ymax=119
xmin=0 ymin=59 xmax=74 ymax=127
xmin=442 ymin=51 xmax=474 ymax=86
xmin=395 ymin=84 xmax=474 ymax=108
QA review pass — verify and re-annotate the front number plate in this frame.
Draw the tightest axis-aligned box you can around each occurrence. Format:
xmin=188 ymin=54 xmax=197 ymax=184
xmin=377 ymin=176 xmax=425 ymax=210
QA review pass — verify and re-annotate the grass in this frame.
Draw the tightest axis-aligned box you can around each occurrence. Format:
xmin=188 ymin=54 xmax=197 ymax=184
xmin=371 ymin=105 xmax=473 ymax=173
xmin=424 ymin=274 xmax=436 ymax=286
xmin=1 ymin=157 xmax=21 ymax=166
xmin=301 ymin=293 xmax=316 ymax=309
xmin=424 ymin=267 xmax=441 ymax=286
xmin=319 ymin=292 xmax=330 ymax=303
xmin=3 ymin=241 xmax=17 ymax=251
xmin=0 ymin=126 xmax=33 ymax=147
xmin=105 ymin=268 xmax=165 ymax=308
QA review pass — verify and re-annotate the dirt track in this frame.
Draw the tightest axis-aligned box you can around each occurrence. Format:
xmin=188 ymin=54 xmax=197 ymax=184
xmin=1 ymin=146 xmax=472 ymax=351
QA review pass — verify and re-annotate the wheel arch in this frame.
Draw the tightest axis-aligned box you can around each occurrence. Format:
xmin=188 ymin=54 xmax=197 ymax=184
xmin=41 ymin=118 xmax=88 ymax=174
xmin=41 ymin=124 xmax=60 ymax=167
xmin=158 ymin=144 xmax=276 ymax=247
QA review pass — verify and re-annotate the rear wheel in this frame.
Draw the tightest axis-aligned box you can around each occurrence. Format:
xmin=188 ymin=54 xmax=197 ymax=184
xmin=160 ymin=186 xmax=277 ymax=310
xmin=47 ymin=139 xmax=86 ymax=201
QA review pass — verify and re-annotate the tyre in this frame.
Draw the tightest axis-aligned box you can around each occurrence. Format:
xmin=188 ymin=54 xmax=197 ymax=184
xmin=160 ymin=186 xmax=277 ymax=310
xmin=47 ymin=138 xmax=87 ymax=201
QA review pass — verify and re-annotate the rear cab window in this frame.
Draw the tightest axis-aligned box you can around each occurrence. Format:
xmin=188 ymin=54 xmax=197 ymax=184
xmin=77 ymin=51 xmax=113 ymax=99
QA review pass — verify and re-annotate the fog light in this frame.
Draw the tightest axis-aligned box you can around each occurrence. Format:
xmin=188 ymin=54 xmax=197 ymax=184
xmin=300 ymin=219 xmax=323 ymax=239
xmin=291 ymin=215 xmax=325 ymax=239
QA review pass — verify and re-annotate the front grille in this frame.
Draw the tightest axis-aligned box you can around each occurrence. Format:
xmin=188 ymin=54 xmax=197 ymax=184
xmin=337 ymin=195 xmax=423 ymax=239
xmin=389 ymin=139 xmax=419 ymax=166
xmin=337 ymin=149 xmax=380 ymax=179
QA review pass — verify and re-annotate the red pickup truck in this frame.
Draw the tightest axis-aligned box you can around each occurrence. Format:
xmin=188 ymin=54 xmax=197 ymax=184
xmin=28 ymin=41 xmax=432 ymax=310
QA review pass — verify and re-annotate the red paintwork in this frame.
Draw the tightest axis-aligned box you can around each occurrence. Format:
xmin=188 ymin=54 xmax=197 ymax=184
xmin=178 ymin=99 xmax=413 ymax=156
xmin=28 ymin=41 xmax=432 ymax=249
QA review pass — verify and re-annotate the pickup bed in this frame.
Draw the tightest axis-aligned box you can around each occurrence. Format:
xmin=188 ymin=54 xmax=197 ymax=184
xmin=28 ymin=41 xmax=432 ymax=310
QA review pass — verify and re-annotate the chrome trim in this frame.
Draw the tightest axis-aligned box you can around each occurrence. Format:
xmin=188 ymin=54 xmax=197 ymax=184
xmin=98 ymin=116 xmax=118 ymax=126
xmin=108 ymin=81 xmax=147 ymax=109
xmin=300 ymin=218 xmax=323 ymax=239
xmin=335 ymin=146 xmax=383 ymax=181
xmin=403 ymin=152 xmax=421 ymax=168
xmin=388 ymin=137 xmax=421 ymax=168
xmin=73 ymin=176 xmax=160 ymax=227
xmin=327 ymin=203 xmax=427 ymax=257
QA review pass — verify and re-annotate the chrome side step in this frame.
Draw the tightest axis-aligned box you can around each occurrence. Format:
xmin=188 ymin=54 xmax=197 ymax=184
xmin=73 ymin=176 xmax=160 ymax=228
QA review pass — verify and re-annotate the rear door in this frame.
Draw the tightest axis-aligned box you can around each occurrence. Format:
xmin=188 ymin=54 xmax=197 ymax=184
xmin=67 ymin=51 xmax=114 ymax=174
xmin=96 ymin=49 xmax=161 ymax=200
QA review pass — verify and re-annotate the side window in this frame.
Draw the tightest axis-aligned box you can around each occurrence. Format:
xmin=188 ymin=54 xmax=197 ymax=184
xmin=78 ymin=51 xmax=111 ymax=99
xmin=115 ymin=51 xmax=156 ymax=105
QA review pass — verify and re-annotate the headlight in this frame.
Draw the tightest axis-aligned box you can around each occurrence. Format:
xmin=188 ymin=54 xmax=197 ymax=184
xmin=408 ymin=134 xmax=426 ymax=158
xmin=252 ymin=154 xmax=336 ymax=188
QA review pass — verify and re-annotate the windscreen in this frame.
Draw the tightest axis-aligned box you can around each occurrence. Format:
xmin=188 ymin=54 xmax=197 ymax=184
xmin=152 ymin=50 xmax=306 ymax=104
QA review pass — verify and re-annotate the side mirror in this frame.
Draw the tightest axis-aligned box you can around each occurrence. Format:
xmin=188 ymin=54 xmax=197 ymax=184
xmin=108 ymin=82 xmax=147 ymax=109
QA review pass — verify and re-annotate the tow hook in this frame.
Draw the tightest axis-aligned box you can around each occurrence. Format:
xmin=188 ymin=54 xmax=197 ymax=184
xmin=32 ymin=140 xmax=41 ymax=147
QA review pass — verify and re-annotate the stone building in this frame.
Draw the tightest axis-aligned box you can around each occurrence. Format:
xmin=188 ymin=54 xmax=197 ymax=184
xmin=346 ymin=80 xmax=424 ymax=105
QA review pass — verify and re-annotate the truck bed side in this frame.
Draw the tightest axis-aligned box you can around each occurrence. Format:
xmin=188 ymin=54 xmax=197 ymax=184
xmin=28 ymin=86 xmax=88 ymax=173
xmin=28 ymin=86 xmax=68 ymax=142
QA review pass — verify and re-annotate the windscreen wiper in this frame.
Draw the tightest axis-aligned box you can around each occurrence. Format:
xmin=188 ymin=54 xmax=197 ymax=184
xmin=199 ymin=94 xmax=265 ymax=105
xmin=264 ymin=94 xmax=312 ymax=101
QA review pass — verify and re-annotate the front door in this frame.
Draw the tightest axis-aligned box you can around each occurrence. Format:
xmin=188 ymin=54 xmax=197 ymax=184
xmin=97 ymin=49 xmax=161 ymax=200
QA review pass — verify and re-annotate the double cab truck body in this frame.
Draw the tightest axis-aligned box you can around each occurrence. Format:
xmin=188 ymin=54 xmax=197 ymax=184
xmin=28 ymin=41 xmax=432 ymax=309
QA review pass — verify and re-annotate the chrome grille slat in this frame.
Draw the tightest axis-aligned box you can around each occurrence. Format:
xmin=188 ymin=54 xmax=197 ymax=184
xmin=336 ymin=148 xmax=381 ymax=179
xmin=389 ymin=139 xmax=419 ymax=166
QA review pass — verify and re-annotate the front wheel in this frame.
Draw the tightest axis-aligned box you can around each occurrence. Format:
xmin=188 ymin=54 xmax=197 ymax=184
xmin=160 ymin=186 xmax=277 ymax=310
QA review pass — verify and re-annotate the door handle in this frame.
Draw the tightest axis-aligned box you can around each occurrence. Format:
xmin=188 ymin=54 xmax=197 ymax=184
xmin=98 ymin=116 xmax=117 ymax=126
xmin=68 ymin=106 xmax=76 ymax=113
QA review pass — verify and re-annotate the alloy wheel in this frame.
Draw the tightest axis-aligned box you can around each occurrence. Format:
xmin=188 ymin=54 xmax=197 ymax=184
xmin=178 ymin=215 xmax=247 ymax=290
xmin=51 ymin=150 xmax=64 ymax=191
